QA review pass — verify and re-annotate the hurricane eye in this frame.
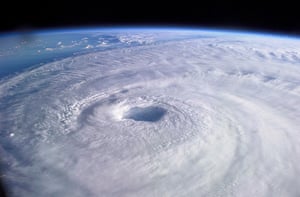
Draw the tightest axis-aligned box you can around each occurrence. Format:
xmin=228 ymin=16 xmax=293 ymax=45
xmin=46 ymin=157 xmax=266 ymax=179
xmin=123 ymin=106 xmax=166 ymax=122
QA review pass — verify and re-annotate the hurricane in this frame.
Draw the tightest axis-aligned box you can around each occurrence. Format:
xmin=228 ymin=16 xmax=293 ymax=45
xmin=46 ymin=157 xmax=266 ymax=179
xmin=0 ymin=29 xmax=300 ymax=196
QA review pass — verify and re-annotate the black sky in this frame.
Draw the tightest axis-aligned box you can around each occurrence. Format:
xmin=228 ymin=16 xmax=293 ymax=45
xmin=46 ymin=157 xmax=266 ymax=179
xmin=1 ymin=1 xmax=300 ymax=35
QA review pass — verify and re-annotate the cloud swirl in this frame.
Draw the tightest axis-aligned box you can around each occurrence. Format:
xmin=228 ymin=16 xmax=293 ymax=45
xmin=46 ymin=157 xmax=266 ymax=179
xmin=0 ymin=30 xmax=300 ymax=196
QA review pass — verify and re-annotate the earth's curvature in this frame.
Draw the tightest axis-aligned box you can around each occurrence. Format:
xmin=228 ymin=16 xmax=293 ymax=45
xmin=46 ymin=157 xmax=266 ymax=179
xmin=0 ymin=28 xmax=300 ymax=196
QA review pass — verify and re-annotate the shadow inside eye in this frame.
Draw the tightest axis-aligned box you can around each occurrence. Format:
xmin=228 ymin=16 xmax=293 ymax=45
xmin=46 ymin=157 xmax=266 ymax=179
xmin=123 ymin=106 xmax=166 ymax=122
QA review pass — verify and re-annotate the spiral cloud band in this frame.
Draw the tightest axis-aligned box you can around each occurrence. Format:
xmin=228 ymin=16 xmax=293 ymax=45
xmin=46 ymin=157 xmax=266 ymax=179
xmin=0 ymin=30 xmax=300 ymax=196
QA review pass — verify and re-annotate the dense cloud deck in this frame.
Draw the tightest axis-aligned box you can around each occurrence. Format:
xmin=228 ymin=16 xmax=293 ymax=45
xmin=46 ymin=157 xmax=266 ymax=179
xmin=0 ymin=29 xmax=300 ymax=196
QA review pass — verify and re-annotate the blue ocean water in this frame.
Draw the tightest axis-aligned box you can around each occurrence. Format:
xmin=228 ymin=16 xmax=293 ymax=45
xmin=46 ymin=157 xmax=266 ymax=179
xmin=0 ymin=31 xmax=136 ymax=79
xmin=0 ymin=27 xmax=220 ymax=79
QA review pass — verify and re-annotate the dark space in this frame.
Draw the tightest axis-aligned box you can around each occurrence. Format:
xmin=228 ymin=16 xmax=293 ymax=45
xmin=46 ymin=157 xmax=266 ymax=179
xmin=1 ymin=1 xmax=299 ymax=35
